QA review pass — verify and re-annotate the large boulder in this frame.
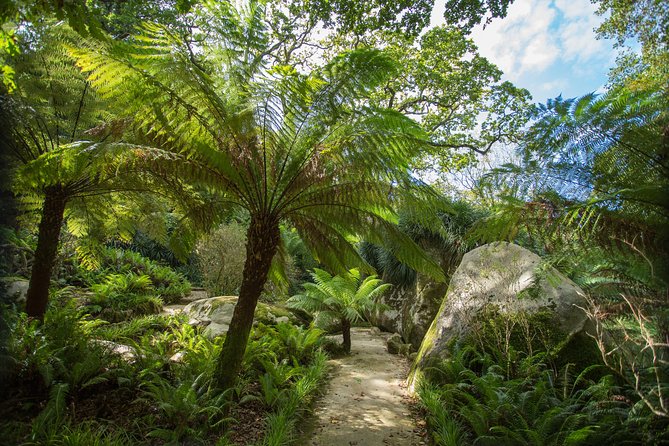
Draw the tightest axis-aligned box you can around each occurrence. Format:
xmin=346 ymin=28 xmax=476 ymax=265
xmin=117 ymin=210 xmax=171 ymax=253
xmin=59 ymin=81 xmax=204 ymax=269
xmin=183 ymin=296 xmax=298 ymax=338
xmin=368 ymin=251 xmax=449 ymax=350
xmin=401 ymin=274 xmax=448 ymax=349
xmin=409 ymin=242 xmax=596 ymax=390
xmin=369 ymin=285 xmax=405 ymax=334
xmin=1 ymin=278 xmax=29 ymax=306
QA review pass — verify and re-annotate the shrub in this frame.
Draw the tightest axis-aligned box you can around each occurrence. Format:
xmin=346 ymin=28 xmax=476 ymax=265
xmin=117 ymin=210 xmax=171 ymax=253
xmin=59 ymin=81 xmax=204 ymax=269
xmin=196 ymin=223 xmax=247 ymax=296
xmin=94 ymin=248 xmax=191 ymax=304
xmin=417 ymin=342 xmax=669 ymax=445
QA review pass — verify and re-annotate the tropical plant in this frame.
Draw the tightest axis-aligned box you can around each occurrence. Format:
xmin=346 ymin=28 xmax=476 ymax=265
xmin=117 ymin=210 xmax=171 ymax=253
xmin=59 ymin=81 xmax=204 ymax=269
xmin=72 ymin=1 xmax=444 ymax=389
xmin=139 ymin=372 xmax=233 ymax=443
xmin=0 ymin=23 xmax=174 ymax=320
xmin=416 ymin=341 xmax=660 ymax=446
xmin=287 ymin=268 xmax=389 ymax=352
xmin=472 ymin=84 xmax=669 ymax=427
xmin=93 ymin=248 xmax=191 ymax=303
xmin=360 ymin=198 xmax=485 ymax=288
xmin=260 ymin=349 xmax=328 ymax=446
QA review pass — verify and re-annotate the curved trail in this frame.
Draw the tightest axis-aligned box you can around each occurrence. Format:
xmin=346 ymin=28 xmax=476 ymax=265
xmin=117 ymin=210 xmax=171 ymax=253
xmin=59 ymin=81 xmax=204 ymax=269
xmin=301 ymin=328 xmax=426 ymax=446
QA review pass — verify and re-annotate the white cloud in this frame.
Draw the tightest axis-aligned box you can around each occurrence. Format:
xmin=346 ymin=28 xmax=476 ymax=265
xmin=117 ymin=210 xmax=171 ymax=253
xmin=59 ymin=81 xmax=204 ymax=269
xmin=554 ymin=0 xmax=598 ymax=19
xmin=455 ymin=0 xmax=609 ymax=77
xmin=469 ymin=0 xmax=560 ymax=76
xmin=538 ymin=79 xmax=566 ymax=93
xmin=429 ymin=0 xmax=617 ymax=101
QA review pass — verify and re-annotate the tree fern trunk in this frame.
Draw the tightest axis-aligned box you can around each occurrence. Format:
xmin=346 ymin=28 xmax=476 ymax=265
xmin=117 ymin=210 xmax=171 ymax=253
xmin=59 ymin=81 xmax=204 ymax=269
xmin=25 ymin=186 xmax=67 ymax=320
xmin=342 ymin=319 xmax=351 ymax=353
xmin=215 ymin=215 xmax=280 ymax=390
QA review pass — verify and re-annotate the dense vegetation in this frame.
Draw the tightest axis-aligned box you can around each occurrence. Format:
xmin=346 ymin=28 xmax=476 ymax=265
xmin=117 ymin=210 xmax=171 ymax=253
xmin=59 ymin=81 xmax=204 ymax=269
xmin=1 ymin=0 xmax=667 ymax=444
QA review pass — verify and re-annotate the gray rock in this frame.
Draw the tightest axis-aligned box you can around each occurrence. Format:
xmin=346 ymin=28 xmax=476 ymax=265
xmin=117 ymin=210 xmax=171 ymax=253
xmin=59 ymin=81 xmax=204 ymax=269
xmin=401 ymin=273 xmax=448 ymax=350
xmin=368 ymin=246 xmax=452 ymax=351
xmin=170 ymin=351 xmax=187 ymax=363
xmin=369 ymin=286 xmax=405 ymax=334
xmin=409 ymin=242 xmax=595 ymax=390
xmin=95 ymin=340 xmax=136 ymax=361
xmin=387 ymin=333 xmax=403 ymax=355
xmin=183 ymin=296 xmax=297 ymax=338
xmin=1 ymin=278 xmax=29 ymax=306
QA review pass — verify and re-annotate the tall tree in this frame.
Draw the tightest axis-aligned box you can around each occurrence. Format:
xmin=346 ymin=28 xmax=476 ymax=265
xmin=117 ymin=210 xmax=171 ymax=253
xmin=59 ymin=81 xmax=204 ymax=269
xmin=73 ymin=1 xmax=445 ymax=389
xmin=0 ymin=24 xmax=171 ymax=318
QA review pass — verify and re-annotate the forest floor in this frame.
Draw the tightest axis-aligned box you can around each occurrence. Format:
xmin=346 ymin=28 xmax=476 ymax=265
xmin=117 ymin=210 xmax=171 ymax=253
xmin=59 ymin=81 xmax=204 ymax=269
xmin=298 ymin=328 xmax=428 ymax=446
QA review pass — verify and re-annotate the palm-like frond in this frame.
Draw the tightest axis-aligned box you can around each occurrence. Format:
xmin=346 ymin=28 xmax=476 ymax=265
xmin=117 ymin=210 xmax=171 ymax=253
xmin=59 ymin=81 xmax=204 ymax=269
xmin=71 ymin=6 xmax=444 ymax=281
xmin=287 ymin=268 xmax=390 ymax=324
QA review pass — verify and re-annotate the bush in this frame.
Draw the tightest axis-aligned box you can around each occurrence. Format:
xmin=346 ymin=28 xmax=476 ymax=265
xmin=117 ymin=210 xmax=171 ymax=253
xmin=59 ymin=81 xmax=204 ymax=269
xmin=417 ymin=342 xmax=669 ymax=445
xmin=94 ymin=248 xmax=191 ymax=304
xmin=196 ymin=223 xmax=247 ymax=296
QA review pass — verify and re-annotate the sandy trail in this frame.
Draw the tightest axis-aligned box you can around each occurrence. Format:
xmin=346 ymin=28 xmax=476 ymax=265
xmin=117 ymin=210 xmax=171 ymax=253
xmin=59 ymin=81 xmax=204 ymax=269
xmin=300 ymin=328 xmax=426 ymax=446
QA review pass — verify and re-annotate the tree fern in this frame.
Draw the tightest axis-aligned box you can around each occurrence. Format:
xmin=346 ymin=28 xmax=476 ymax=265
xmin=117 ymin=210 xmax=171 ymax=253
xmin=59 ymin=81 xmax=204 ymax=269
xmin=288 ymin=268 xmax=389 ymax=352
xmin=71 ymin=1 xmax=444 ymax=389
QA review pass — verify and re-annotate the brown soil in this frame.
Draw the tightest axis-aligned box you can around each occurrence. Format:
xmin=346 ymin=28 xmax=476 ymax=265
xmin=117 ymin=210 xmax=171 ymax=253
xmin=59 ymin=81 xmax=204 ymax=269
xmin=298 ymin=328 xmax=428 ymax=446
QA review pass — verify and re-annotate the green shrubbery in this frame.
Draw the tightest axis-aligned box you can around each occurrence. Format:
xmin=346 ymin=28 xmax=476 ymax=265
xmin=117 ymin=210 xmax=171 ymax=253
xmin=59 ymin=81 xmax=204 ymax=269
xmin=67 ymin=247 xmax=192 ymax=321
xmin=0 ymin=301 xmax=328 ymax=445
xmin=417 ymin=341 xmax=669 ymax=445
xmin=90 ymin=248 xmax=191 ymax=304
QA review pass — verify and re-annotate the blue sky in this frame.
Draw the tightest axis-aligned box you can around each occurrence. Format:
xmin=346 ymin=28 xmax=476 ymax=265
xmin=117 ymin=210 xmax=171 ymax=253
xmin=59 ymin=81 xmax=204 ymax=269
xmin=431 ymin=0 xmax=618 ymax=104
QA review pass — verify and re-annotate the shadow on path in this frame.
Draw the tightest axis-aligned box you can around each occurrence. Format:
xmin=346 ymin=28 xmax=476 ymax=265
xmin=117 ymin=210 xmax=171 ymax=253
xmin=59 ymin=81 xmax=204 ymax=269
xmin=299 ymin=328 xmax=426 ymax=446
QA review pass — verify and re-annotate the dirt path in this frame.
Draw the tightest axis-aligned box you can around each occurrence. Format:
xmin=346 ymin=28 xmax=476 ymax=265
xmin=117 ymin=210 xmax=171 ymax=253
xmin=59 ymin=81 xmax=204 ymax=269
xmin=300 ymin=328 xmax=426 ymax=446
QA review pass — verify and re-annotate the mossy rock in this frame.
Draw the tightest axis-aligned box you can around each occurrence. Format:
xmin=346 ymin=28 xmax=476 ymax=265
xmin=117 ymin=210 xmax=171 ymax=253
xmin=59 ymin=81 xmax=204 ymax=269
xmin=183 ymin=296 xmax=302 ymax=338
xmin=408 ymin=242 xmax=598 ymax=392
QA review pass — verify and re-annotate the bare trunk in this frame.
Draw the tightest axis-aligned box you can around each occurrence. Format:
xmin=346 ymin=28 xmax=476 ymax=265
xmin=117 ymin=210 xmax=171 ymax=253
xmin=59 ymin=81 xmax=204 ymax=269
xmin=25 ymin=186 xmax=67 ymax=320
xmin=342 ymin=318 xmax=351 ymax=353
xmin=215 ymin=215 xmax=280 ymax=390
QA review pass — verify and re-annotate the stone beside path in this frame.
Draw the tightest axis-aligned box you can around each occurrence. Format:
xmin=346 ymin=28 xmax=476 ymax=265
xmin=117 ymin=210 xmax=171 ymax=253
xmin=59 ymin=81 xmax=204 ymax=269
xmin=161 ymin=287 xmax=208 ymax=315
xmin=301 ymin=328 xmax=427 ymax=446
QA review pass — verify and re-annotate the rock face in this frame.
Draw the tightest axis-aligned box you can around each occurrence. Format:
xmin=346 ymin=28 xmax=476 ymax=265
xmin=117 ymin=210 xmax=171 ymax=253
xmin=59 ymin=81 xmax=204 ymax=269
xmin=370 ymin=271 xmax=448 ymax=351
xmin=386 ymin=333 xmax=412 ymax=356
xmin=401 ymin=274 xmax=448 ymax=350
xmin=370 ymin=286 xmax=405 ymax=334
xmin=183 ymin=296 xmax=298 ymax=338
xmin=409 ymin=242 xmax=595 ymax=389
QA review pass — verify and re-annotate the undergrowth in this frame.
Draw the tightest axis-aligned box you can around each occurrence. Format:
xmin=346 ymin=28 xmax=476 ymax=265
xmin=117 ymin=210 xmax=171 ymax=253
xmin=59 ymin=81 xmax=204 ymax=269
xmin=417 ymin=344 xmax=669 ymax=445
xmin=0 ymin=302 xmax=329 ymax=445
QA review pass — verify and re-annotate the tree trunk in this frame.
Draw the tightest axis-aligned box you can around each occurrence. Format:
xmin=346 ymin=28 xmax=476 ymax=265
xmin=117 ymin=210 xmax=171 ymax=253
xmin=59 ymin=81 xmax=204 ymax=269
xmin=342 ymin=318 xmax=351 ymax=353
xmin=25 ymin=186 xmax=67 ymax=320
xmin=215 ymin=214 xmax=280 ymax=390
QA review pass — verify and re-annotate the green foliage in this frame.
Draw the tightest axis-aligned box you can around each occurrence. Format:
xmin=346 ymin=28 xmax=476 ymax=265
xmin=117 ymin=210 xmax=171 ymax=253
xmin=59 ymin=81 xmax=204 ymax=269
xmin=442 ymin=0 xmax=515 ymax=31
xmin=93 ymin=313 xmax=185 ymax=342
xmin=281 ymin=227 xmax=319 ymax=295
xmin=91 ymin=247 xmax=191 ymax=303
xmin=24 ymin=421 xmax=133 ymax=446
xmin=72 ymin=15 xmax=447 ymax=281
xmin=260 ymin=349 xmax=328 ymax=446
xmin=361 ymin=199 xmax=485 ymax=287
xmin=72 ymin=7 xmax=452 ymax=388
xmin=594 ymin=0 xmax=668 ymax=81
xmin=6 ymin=305 xmax=116 ymax=392
xmin=417 ymin=342 xmax=668 ymax=445
xmin=288 ymin=268 xmax=389 ymax=329
xmin=82 ymin=273 xmax=161 ymax=321
xmin=196 ymin=222 xmax=247 ymax=296
xmin=138 ymin=372 xmax=233 ymax=443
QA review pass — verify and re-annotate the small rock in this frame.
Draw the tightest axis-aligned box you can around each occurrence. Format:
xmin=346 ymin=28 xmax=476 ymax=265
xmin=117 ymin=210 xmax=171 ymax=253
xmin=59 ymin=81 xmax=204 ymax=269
xmin=170 ymin=351 xmax=186 ymax=363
